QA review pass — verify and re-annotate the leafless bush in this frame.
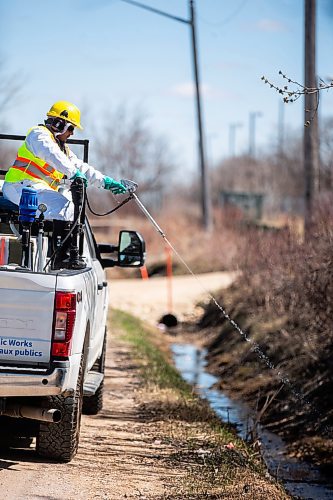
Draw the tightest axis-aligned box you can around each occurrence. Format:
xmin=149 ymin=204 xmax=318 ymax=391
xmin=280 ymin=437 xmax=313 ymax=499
xmin=202 ymin=197 xmax=333 ymax=440
xmin=239 ymin=201 xmax=333 ymax=355
xmin=173 ymin=188 xmax=333 ymax=360
xmin=209 ymin=117 xmax=333 ymax=217
xmin=211 ymin=151 xmax=304 ymax=216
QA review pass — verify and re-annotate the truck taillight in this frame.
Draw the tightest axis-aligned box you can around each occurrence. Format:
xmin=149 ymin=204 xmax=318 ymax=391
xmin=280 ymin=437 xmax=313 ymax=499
xmin=52 ymin=292 xmax=76 ymax=358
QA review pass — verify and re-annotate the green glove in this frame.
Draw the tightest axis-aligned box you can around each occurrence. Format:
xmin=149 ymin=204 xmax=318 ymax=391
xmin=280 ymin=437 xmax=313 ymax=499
xmin=71 ymin=170 xmax=88 ymax=188
xmin=103 ymin=176 xmax=127 ymax=194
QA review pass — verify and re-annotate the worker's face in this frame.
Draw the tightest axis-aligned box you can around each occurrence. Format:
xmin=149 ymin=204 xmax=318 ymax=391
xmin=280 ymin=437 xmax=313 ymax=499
xmin=58 ymin=123 xmax=75 ymax=142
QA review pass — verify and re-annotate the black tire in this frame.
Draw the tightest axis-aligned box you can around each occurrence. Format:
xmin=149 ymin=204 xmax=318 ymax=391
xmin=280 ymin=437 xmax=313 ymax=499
xmin=82 ymin=331 xmax=106 ymax=415
xmin=36 ymin=355 xmax=84 ymax=462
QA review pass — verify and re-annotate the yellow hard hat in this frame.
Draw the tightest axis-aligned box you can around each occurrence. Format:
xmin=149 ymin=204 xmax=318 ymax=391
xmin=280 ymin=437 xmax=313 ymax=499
xmin=47 ymin=100 xmax=83 ymax=130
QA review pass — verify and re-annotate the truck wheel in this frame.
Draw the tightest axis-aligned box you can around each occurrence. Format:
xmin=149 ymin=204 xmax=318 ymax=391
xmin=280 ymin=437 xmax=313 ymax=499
xmin=83 ymin=331 xmax=106 ymax=415
xmin=36 ymin=356 xmax=84 ymax=462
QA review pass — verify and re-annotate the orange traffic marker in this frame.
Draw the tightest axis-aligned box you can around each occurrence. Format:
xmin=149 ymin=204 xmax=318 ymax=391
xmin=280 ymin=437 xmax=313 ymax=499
xmin=140 ymin=265 xmax=149 ymax=280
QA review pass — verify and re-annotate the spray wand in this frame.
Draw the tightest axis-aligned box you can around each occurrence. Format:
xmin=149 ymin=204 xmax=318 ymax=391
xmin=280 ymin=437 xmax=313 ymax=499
xmin=117 ymin=181 xmax=331 ymax=434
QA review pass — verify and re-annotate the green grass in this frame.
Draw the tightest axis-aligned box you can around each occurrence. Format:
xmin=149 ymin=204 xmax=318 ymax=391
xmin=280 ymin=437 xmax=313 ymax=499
xmin=111 ymin=309 xmax=193 ymax=398
xmin=109 ymin=309 xmax=289 ymax=498
xmin=111 ymin=308 xmax=243 ymax=434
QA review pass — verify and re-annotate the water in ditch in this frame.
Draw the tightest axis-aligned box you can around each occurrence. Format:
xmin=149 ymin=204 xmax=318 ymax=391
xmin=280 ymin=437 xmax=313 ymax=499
xmin=172 ymin=343 xmax=333 ymax=500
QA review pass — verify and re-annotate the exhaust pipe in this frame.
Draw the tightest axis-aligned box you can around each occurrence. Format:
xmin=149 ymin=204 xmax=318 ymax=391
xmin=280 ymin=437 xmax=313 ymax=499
xmin=1 ymin=405 xmax=62 ymax=423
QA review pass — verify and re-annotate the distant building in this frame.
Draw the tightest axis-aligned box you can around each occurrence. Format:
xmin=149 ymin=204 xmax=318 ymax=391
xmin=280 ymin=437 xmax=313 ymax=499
xmin=220 ymin=191 xmax=264 ymax=220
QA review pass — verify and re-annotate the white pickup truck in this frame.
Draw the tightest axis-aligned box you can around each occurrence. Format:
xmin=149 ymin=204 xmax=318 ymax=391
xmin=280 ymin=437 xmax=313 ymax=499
xmin=0 ymin=134 xmax=145 ymax=462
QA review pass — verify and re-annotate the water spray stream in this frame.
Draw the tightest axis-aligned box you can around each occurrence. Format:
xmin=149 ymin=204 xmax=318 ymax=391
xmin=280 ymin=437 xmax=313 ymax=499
xmin=133 ymin=193 xmax=332 ymax=436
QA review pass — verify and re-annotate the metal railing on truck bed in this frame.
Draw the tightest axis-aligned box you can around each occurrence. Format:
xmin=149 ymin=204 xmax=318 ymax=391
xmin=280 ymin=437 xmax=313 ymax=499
xmin=0 ymin=134 xmax=90 ymax=179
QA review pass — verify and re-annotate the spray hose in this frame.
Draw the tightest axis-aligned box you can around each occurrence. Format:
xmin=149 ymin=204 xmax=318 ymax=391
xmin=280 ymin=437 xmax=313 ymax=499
xmin=55 ymin=178 xmax=330 ymax=435
xmin=131 ymin=191 xmax=331 ymax=436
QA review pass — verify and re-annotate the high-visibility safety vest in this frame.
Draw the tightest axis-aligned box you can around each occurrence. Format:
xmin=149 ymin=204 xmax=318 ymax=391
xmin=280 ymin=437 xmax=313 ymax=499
xmin=5 ymin=126 xmax=67 ymax=191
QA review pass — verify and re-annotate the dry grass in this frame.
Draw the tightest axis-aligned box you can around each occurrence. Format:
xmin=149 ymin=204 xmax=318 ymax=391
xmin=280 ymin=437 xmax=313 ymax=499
xmin=196 ymin=200 xmax=333 ymax=466
xmin=91 ymin=199 xmax=246 ymax=277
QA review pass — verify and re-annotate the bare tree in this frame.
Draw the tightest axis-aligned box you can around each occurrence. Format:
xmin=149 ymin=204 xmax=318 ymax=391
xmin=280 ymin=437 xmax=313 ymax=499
xmin=262 ymin=71 xmax=332 ymax=124
xmin=208 ymin=109 xmax=333 ymax=218
xmin=208 ymin=127 xmax=307 ymax=216
xmin=94 ymin=105 xmax=176 ymax=206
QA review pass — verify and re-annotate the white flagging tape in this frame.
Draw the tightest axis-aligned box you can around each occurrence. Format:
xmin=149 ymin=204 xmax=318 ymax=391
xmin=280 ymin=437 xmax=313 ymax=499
xmin=133 ymin=193 xmax=332 ymax=435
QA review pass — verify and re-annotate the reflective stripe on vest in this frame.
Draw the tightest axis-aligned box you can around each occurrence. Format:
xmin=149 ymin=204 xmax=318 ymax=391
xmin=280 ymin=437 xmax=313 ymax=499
xmin=5 ymin=126 xmax=65 ymax=190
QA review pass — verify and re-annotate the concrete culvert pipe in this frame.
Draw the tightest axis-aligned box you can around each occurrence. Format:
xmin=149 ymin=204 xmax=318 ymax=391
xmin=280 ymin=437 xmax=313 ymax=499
xmin=159 ymin=313 xmax=178 ymax=328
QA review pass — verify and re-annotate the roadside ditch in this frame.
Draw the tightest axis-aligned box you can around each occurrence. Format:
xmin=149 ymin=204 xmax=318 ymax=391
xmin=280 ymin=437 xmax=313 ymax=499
xmin=171 ymin=342 xmax=333 ymax=500
xmin=113 ymin=309 xmax=290 ymax=499
xmin=167 ymin=276 xmax=333 ymax=500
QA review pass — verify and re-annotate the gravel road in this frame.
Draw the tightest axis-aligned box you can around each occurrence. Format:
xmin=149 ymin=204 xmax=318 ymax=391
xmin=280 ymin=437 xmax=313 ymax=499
xmin=0 ymin=336 xmax=176 ymax=499
xmin=108 ymin=271 xmax=236 ymax=325
xmin=0 ymin=272 xmax=236 ymax=499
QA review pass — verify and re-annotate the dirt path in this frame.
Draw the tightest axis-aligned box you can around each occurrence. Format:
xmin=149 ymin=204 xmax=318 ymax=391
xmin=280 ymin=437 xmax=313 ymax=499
xmin=0 ymin=272 xmax=237 ymax=499
xmin=0 ymin=334 xmax=177 ymax=499
xmin=0 ymin=273 xmax=288 ymax=499
xmin=108 ymin=271 xmax=236 ymax=324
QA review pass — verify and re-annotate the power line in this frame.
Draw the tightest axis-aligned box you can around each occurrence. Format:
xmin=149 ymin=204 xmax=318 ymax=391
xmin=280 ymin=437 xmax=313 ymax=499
xmin=119 ymin=0 xmax=212 ymax=230
xmin=197 ymin=0 xmax=249 ymax=28
xmin=120 ymin=0 xmax=188 ymax=24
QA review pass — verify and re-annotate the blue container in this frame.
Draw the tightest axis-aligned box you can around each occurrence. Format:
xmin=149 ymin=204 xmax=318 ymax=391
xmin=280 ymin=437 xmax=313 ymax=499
xmin=19 ymin=187 xmax=38 ymax=223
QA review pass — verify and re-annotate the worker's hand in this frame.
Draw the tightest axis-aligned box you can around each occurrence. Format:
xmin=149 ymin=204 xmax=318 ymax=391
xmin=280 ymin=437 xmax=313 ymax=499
xmin=103 ymin=177 xmax=127 ymax=194
xmin=71 ymin=170 xmax=88 ymax=188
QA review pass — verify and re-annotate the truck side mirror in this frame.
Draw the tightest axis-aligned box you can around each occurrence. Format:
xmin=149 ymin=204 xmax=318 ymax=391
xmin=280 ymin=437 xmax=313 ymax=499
xmin=118 ymin=230 xmax=145 ymax=267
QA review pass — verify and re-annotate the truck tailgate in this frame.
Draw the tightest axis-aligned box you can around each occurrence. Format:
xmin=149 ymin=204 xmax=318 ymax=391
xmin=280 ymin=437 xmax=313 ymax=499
xmin=0 ymin=271 xmax=56 ymax=366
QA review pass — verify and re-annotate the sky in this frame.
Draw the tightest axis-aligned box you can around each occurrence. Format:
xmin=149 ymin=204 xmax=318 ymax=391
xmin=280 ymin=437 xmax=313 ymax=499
xmin=1 ymin=0 xmax=332 ymax=177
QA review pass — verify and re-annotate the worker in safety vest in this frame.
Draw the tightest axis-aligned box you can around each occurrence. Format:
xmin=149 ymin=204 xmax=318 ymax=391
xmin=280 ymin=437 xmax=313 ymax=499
xmin=3 ymin=100 xmax=127 ymax=221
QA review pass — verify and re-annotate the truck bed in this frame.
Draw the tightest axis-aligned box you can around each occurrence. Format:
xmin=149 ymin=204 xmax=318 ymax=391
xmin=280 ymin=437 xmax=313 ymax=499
xmin=0 ymin=269 xmax=57 ymax=367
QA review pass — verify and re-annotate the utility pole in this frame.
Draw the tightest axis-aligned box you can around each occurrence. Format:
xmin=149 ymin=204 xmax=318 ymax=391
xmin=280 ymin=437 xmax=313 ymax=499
xmin=189 ymin=0 xmax=211 ymax=230
xmin=304 ymin=0 xmax=319 ymax=234
xmin=120 ymin=0 xmax=212 ymax=230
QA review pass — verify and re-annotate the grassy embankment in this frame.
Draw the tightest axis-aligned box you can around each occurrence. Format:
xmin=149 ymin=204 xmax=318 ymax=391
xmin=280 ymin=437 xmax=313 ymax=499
xmin=198 ymin=219 xmax=333 ymax=469
xmin=111 ymin=309 xmax=289 ymax=499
